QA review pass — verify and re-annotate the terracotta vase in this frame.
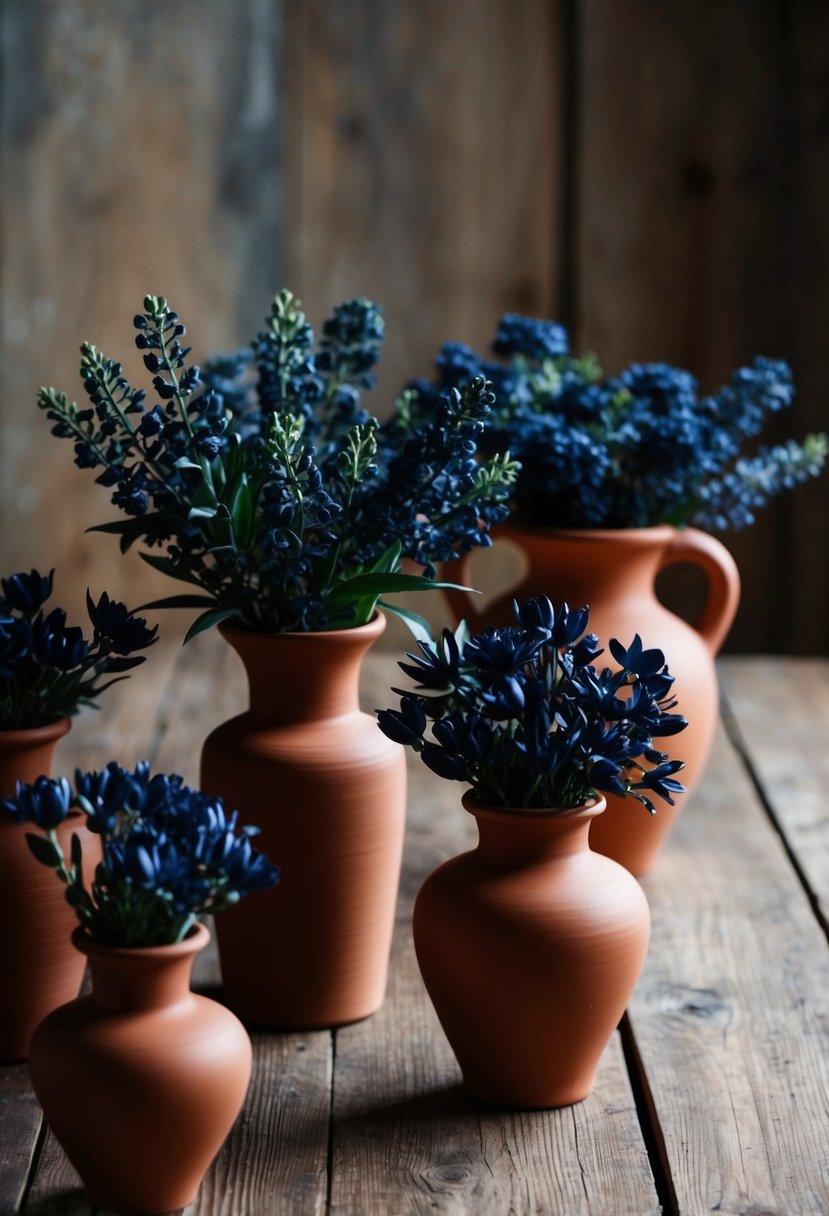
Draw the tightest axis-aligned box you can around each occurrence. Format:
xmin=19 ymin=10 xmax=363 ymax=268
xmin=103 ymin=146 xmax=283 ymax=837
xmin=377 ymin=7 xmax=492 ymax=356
xmin=29 ymin=922 xmax=251 ymax=1215
xmin=444 ymin=524 xmax=740 ymax=875
xmin=0 ymin=718 xmax=99 ymax=1061
xmin=413 ymin=793 xmax=650 ymax=1109
xmin=201 ymin=613 xmax=407 ymax=1029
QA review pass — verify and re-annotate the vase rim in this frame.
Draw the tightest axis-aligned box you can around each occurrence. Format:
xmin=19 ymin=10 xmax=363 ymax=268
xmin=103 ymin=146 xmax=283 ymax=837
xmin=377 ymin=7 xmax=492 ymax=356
xmin=71 ymin=919 xmax=210 ymax=962
xmin=500 ymin=521 xmax=678 ymax=543
xmin=462 ymin=790 xmax=606 ymax=821
xmin=219 ymin=610 xmax=386 ymax=644
xmin=0 ymin=717 xmax=71 ymax=745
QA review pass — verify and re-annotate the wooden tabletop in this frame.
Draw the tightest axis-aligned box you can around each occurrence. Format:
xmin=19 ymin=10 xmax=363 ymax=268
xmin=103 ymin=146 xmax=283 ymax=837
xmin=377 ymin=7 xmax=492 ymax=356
xmin=1 ymin=635 xmax=828 ymax=1215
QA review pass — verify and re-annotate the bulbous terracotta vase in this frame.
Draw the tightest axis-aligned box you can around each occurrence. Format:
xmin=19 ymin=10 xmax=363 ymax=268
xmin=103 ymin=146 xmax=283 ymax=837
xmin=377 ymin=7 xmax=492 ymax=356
xmin=201 ymin=613 xmax=407 ymax=1029
xmin=0 ymin=719 xmax=99 ymax=1061
xmin=413 ymin=794 xmax=650 ymax=1109
xmin=445 ymin=524 xmax=740 ymax=875
xmin=29 ymin=922 xmax=251 ymax=1215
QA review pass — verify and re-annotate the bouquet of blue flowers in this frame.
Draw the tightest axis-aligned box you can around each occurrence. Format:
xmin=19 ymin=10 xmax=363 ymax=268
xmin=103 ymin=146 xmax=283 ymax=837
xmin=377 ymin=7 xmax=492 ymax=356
xmin=0 ymin=568 xmax=157 ymax=730
xmin=409 ymin=313 xmax=826 ymax=531
xmin=39 ymin=291 xmax=517 ymax=637
xmin=2 ymin=762 xmax=279 ymax=947
xmin=378 ymin=596 xmax=687 ymax=811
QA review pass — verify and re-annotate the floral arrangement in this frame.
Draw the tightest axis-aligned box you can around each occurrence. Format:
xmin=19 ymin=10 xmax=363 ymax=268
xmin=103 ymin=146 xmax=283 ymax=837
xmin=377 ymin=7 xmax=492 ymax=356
xmin=409 ymin=313 xmax=827 ymax=531
xmin=378 ymin=595 xmax=687 ymax=811
xmin=2 ymin=762 xmax=278 ymax=947
xmin=0 ymin=568 xmax=157 ymax=730
xmin=38 ymin=291 xmax=517 ymax=637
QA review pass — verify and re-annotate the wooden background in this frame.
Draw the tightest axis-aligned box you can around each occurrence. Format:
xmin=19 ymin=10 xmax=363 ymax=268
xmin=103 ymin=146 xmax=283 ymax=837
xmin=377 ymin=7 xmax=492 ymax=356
xmin=0 ymin=0 xmax=827 ymax=653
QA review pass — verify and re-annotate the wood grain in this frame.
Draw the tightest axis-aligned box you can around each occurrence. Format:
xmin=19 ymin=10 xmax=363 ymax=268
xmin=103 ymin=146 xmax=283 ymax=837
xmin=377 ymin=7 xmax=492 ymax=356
xmin=576 ymin=0 xmax=829 ymax=653
xmin=330 ymin=926 xmax=659 ymax=1216
xmin=628 ymin=721 xmax=829 ymax=1214
xmin=282 ymin=0 xmax=562 ymax=407
xmin=0 ymin=0 xmax=281 ymax=620
xmin=719 ymin=656 xmax=829 ymax=929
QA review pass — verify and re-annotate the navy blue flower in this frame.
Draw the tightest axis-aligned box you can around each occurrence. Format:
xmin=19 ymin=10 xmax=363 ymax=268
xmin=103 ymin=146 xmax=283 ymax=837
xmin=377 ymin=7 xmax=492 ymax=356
xmin=1 ymin=569 xmax=54 ymax=617
xmin=380 ymin=597 xmax=687 ymax=811
xmin=7 ymin=763 xmax=278 ymax=947
xmin=85 ymin=590 xmax=158 ymax=655
xmin=3 ymin=775 xmax=72 ymax=828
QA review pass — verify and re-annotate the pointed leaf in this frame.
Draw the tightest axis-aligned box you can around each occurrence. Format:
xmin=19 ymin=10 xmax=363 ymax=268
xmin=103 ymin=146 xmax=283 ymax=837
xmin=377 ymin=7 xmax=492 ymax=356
xmin=134 ymin=594 xmax=219 ymax=612
xmin=183 ymin=606 xmax=243 ymax=644
xmin=326 ymin=572 xmax=477 ymax=611
xmin=25 ymin=833 xmax=62 ymax=869
xmin=377 ymin=600 xmax=433 ymax=646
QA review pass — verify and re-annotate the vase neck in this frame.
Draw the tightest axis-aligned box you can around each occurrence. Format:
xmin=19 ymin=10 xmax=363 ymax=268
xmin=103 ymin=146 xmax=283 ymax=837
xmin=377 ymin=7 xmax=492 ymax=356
xmin=466 ymin=797 xmax=604 ymax=864
xmin=77 ymin=923 xmax=208 ymax=1012
xmin=504 ymin=525 xmax=674 ymax=608
xmin=0 ymin=718 xmax=71 ymax=800
xmin=222 ymin=616 xmax=385 ymax=725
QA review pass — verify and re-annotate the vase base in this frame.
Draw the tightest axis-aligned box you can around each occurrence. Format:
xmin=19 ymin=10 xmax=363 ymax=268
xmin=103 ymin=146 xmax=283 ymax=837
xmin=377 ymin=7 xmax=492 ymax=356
xmin=462 ymin=1077 xmax=595 ymax=1111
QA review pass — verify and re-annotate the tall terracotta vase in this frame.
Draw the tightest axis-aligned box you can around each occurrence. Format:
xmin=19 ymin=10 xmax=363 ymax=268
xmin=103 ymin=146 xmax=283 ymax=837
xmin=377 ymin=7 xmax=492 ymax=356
xmin=201 ymin=613 xmax=407 ymax=1029
xmin=413 ymin=793 xmax=650 ymax=1109
xmin=444 ymin=524 xmax=740 ymax=875
xmin=29 ymin=922 xmax=251 ymax=1214
xmin=0 ymin=719 xmax=99 ymax=1061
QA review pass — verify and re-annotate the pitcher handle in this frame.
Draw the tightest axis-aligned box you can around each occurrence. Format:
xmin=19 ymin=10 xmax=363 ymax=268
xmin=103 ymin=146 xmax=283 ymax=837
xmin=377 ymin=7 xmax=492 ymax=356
xmin=659 ymin=528 xmax=741 ymax=655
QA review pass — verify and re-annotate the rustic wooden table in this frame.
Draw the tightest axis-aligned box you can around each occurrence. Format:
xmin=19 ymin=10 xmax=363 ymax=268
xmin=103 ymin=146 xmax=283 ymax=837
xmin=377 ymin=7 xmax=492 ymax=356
xmin=1 ymin=635 xmax=828 ymax=1215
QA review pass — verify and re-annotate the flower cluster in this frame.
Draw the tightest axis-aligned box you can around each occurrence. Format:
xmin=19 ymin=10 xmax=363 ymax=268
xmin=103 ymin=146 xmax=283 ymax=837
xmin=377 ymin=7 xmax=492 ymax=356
xmin=0 ymin=569 xmax=157 ymax=730
xmin=39 ymin=291 xmax=517 ymax=636
xmin=2 ymin=763 xmax=278 ymax=947
xmin=409 ymin=314 xmax=826 ymax=530
xmin=378 ymin=596 xmax=687 ymax=811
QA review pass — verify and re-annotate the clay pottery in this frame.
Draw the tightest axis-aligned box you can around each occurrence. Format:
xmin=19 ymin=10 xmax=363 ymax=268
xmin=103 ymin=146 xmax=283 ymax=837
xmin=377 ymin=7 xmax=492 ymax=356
xmin=29 ymin=922 xmax=251 ymax=1214
xmin=444 ymin=523 xmax=740 ymax=875
xmin=0 ymin=719 xmax=99 ymax=1061
xmin=201 ymin=613 xmax=407 ymax=1029
xmin=413 ymin=794 xmax=650 ymax=1109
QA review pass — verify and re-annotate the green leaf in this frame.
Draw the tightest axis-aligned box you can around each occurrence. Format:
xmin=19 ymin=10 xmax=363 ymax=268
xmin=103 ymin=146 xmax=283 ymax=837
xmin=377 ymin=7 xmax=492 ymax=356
xmin=138 ymin=551 xmax=206 ymax=588
xmin=25 ymin=833 xmax=62 ymax=869
xmin=70 ymin=831 xmax=84 ymax=875
xmin=366 ymin=539 xmax=402 ymax=575
xmin=326 ymin=572 xmax=477 ymax=611
xmin=88 ymin=513 xmax=182 ymax=537
xmin=377 ymin=600 xmax=434 ymax=645
xmin=183 ymin=606 xmax=243 ymax=644
xmin=188 ymin=506 xmax=218 ymax=520
xmin=134 ymin=593 xmax=219 ymax=612
xmin=230 ymin=478 xmax=254 ymax=549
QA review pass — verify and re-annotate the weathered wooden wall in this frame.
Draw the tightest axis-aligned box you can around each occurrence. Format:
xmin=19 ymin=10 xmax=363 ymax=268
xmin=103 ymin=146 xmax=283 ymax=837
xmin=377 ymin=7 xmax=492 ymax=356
xmin=1 ymin=0 xmax=827 ymax=652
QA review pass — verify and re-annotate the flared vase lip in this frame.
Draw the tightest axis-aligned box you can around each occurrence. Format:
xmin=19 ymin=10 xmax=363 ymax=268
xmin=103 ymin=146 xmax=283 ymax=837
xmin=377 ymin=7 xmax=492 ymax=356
xmin=497 ymin=520 xmax=678 ymax=545
xmin=0 ymin=717 xmax=72 ymax=745
xmin=71 ymin=919 xmax=211 ymax=962
xmin=462 ymin=790 xmax=607 ymax=822
xmin=218 ymin=610 xmax=386 ymax=645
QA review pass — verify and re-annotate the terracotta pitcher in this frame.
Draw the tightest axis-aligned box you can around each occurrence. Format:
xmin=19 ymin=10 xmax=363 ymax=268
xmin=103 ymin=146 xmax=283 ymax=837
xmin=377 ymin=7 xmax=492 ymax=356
xmin=0 ymin=719 xmax=99 ymax=1060
xmin=201 ymin=613 xmax=407 ymax=1029
xmin=29 ymin=922 xmax=251 ymax=1213
xmin=413 ymin=794 xmax=650 ymax=1108
xmin=444 ymin=524 xmax=740 ymax=874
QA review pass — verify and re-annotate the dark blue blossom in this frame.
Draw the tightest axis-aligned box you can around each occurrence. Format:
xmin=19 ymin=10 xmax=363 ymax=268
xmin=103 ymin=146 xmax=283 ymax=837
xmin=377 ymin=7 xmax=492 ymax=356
xmin=379 ymin=597 xmax=688 ymax=811
xmin=40 ymin=291 xmax=518 ymax=635
xmin=411 ymin=315 xmax=826 ymax=530
xmin=2 ymin=775 xmax=72 ymax=829
xmin=0 ymin=568 xmax=158 ymax=729
xmin=5 ymin=764 xmax=278 ymax=947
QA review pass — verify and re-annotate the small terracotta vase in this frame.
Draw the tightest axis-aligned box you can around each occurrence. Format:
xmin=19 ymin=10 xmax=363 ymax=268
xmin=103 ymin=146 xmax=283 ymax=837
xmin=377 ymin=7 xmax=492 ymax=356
xmin=201 ymin=613 xmax=407 ymax=1029
xmin=0 ymin=719 xmax=100 ymax=1061
xmin=444 ymin=524 xmax=740 ymax=875
xmin=413 ymin=794 xmax=650 ymax=1109
xmin=29 ymin=922 xmax=251 ymax=1215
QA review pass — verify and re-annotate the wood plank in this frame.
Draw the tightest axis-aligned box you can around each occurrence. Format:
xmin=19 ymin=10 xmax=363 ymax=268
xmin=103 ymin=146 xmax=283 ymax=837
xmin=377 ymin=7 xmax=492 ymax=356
xmin=330 ymin=925 xmax=658 ymax=1215
xmin=0 ymin=0 xmax=281 ymax=620
xmin=328 ymin=736 xmax=659 ymax=1215
xmin=628 ymin=720 xmax=829 ymax=1214
xmin=283 ymin=0 xmax=562 ymax=406
xmin=576 ymin=0 xmax=829 ymax=653
xmin=719 ymin=655 xmax=829 ymax=929
xmin=0 ymin=1064 xmax=42 ymax=1213
xmin=25 ymin=1032 xmax=332 ymax=1216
